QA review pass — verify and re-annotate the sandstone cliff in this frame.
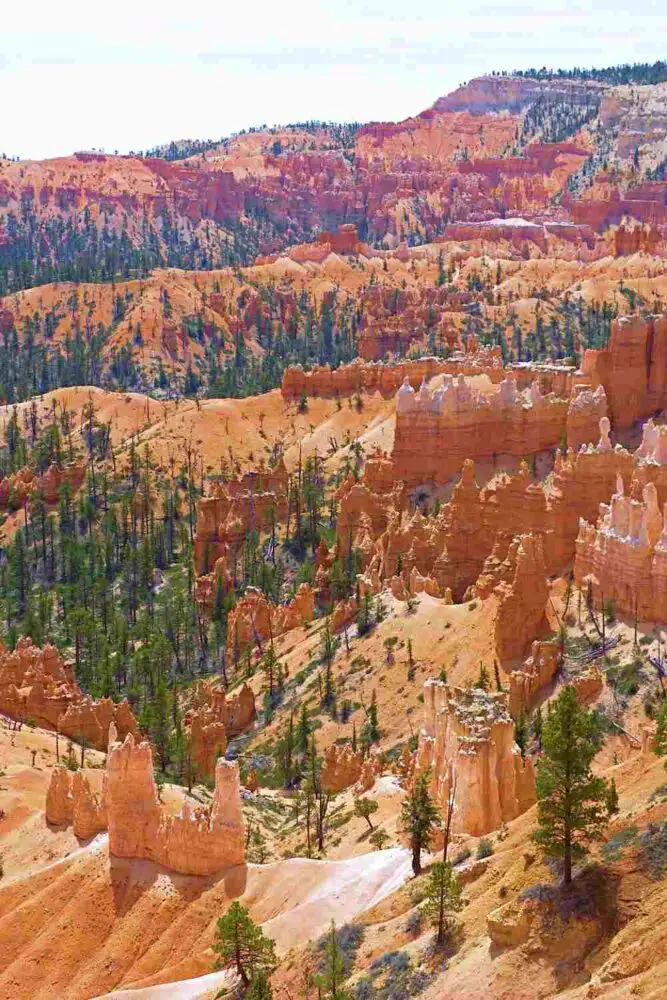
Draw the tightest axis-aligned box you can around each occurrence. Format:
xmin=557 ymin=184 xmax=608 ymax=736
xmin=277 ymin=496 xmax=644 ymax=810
xmin=226 ymin=584 xmax=315 ymax=658
xmin=574 ymin=474 xmax=667 ymax=621
xmin=45 ymin=766 xmax=107 ymax=839
xmin=415 ymin=681 xmax=536 ymax=837
xmin=582 ymin=315 xmax=667 ymax=428
xmin=494 ymin=534 xmax=549 ymax=663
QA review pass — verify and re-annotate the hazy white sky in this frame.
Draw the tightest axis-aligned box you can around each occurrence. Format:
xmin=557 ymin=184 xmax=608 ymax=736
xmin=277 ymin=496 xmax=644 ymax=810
xmin=2 ymin=0 xmax=666 ymax=159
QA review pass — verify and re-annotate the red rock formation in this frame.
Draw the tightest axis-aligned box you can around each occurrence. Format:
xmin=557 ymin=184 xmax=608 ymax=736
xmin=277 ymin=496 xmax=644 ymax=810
xmin=281 ymin=350 xmax=504 ymax=401
xmin=185 ymin=681 xmax=255 ymax=778
xmin=106 ymin=733 xmax=245 ymax=874
xmin=226 ymin=584 xmax=314 ymax=658
xmin=391 ymin=373 xmax=595 ymax=489
xmin=414 ymin=681 xmax=536 ymax=837
xmin=0 ymin=637 xmax=137 ymax=750
xmin=0 ymin=461 xmax=85 ymax=511
xmin=494 ymin=534 xmax=549 ymax=663
xmin=321 ymin=744 xmax=364 ymax=793
xmin=45 ymin=766 xmax=106 ymax=838
xmin=194 ymin=460 xmax=288 ymax=577
xmin=508 ymin=640 xmax=561 ymax=716
xmin=574 ymin=475 xmax=667 ymax=621
xmin=582 ymin=315 xmax=667 ymax=429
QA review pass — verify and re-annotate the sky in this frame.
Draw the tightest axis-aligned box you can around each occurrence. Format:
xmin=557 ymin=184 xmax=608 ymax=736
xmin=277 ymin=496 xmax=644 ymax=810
xmin=2 ymin=0 xmax=667 ymax=159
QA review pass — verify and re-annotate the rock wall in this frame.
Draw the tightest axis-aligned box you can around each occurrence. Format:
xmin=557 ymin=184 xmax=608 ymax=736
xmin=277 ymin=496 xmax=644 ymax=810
xmin=194 ymin=459 xmax=288 ymax=577
xmin=582 ymin=315 xmax=667 ymax=429
xmin=415 ymin=681 xmax=536 ymax=837
xmin=226 ymin=584 xmax=314 ymax=658
xmin=0 ymin=637 xmax=138 ymax=751
xmin=391 ymin=374 xmax=602 ymax=489
xmin=494 ymin=534 xmax=549 ymax=663
xmin=106 ymin=734 xmax=245 ymax=874
xmin=574 ymin=475 xmax=667 ymax=621
xmin=281 ymin=351 xmax=504 ymax=401
xmin=0 ymin=461 xmax=85 ymax=510
xmin=185 ymin=680 xmax=255 ymax=778
xmin=508 ymin=640 xmax=561 ymax=716
xmin=321 ymin=744 xmax=379 ymax=794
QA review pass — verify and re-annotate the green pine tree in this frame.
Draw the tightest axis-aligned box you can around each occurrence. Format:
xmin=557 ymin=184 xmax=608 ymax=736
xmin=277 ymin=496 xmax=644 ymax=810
xmin=314 ymin=921 xmax=351 ymax=1000
xmin=401 ymin=770 xmax=441 ymax=875
xmin=212 ymin=901 xmax=276 ymax=987
xmin=532 ymin=687 xmax=609 ymax=884
xmin=422 ymin=860 xmax=462 ymax=946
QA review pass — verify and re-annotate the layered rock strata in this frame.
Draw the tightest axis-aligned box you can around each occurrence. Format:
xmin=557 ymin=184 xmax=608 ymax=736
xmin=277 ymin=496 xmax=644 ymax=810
xmin=185 ymin=680 xmax=255 ymax=778
xmin=45 ymin=767 xmax=107 ymax=839
xmin=582 ymin=315 xmax=667 ymax=428
xmin=392 ymin=374 xmax=605 ymax=488
xmin=194 ymin=459 xmax=288 ymax=577
xmin=494 ymin=535 xmax=549 ymax=663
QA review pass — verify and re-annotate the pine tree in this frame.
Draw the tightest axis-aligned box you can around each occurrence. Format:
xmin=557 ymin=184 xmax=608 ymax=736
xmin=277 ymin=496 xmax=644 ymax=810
xmin=477 ymin=662 xmax=490 ymax=691
xmin=532 ymin=687 xmax=609 ymax=884
xmin=297 ymin=702 xmax=310 ymax=755
xmin=401 ymin=771 xmax=440 ymax=875
xmin=212 ymin=901 xmax=276 ymax=987
xmin=606 ymin=777 xmax=620 ymax=816
xmin=354 ymin=796 xmax=379 ymax=831
xmin=422 ymin=860 xmax=462 ymax=945
xmin=514 ymin=710 xmax=528 ymax=758
xmin=314 ymin=921 xmax=351 ymax=1000
xmin=362 ymin=690 xmax=380 ymax=746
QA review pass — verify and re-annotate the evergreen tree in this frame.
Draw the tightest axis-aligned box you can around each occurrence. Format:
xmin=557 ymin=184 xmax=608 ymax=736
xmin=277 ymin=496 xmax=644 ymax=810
xmin=422 ymin=860 xmax=462 ymax=946
xmin=212 ymin=901 xmax=276 ymax=987
xmin=353 ymin=796 xmax=379 ymax=831
xmin=401 ymin=771 xmax=440 ymax=875
xmin=606 ymin=776 xmax=620 ymax=816
xmin=532 ymin=687 xmax=609 ymax=884
xmin=314 ymin=921 xmax=351 ymax=1000
xmin=247 ymin=968 xmax=273 ymax=999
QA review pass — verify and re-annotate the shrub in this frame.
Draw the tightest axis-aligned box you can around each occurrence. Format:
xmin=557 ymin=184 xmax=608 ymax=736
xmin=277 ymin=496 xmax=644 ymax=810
xmin=476 ymin=837 xmax=494 ymax=860
xmin=452 ymin=846 xmax=471 ymax=866
xmin=602 ymin=825 xmax=638 ymax=861
xmin=405 ymin=908 xmax=422 ymax=934
xmin=638 ymin=821 xmax=667 ymax=879
xmin=314 ymin=922 xmax=364 ymax=979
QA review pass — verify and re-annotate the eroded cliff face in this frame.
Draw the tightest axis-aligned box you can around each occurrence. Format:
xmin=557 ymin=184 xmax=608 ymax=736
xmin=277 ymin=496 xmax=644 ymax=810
xmin=45 ymin=767 xmax=106 ymax=839
xmin=494 ymin=534 xmax=549 ymax=664
xmin=575 ymin=474 xmax=667 ymax=621
xmin=226 ymin=584 xmax=315 ymax=658
xmin=0 ymin=461 xmax=85 ymax=511
xmin=194 ymin=459 xmax=288 ymax=578
xmin=583 ymin=315 xmax=667 ymax=428
xmin=320 ymin=744 xmax=379 ymax=794
xmin=185 ymin=680 xmax=256 ymax=779
xmin=281 ymin=347 xmax=504 ymax=400
xmin=391 ymin=373 xmax=604 ymax=489
xmin=106 ymin=734 xmax=245 ymax=874
xmin=0 ymin=637 xmax=137 ymax=751
xmin=414 ymin=681 xmax=535 ymax=837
